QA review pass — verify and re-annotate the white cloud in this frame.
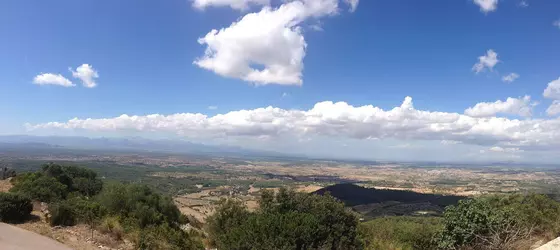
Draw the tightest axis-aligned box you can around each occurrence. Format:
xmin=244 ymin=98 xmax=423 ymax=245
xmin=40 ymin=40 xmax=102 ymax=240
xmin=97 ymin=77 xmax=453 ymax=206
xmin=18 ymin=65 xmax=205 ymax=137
xmin=547 ymin=101 xmax=560 ymax=116
xmin=502 ymin=73 xmax=519 ymax=83
xmin=282 ymin=92 xmax=290 ymax=98
xmin=33 ymin=73 xmax=74 ymax=87
xmin=473 ymin=0 xmax=498 ymax=13
xmin=192 ymin=0 xmax=269 ymax=10
xmin=518 ymin=0 xmax=528 ymax=7
xmin=441 ymin=140 xmax=460 ymax=145
xmin=26 ymin=96 xmax=560 ymax=152
xmin=554 ymin=20 xmax=560 ymax=29
xmin=194 ymin=0 xmax=340 ymax=85
xmin=488 ymin=146 xmax=523 ymax=153
xmin=309 ymin=23 xmax=324 ymax=31
xmin=71 ymin=64 xmax=99 ymax=88
xmin=208 ymin=106 xmax=218 ymax=110
xmin=344 ymin=0 xmax=359 ymax=12
xmin=464 ymin=96 xmax=534 ymax=118
xmin=472 ymin=49 xmax=499 ymax=73
xmin=543 ymin=77 xmax=560 ymax=99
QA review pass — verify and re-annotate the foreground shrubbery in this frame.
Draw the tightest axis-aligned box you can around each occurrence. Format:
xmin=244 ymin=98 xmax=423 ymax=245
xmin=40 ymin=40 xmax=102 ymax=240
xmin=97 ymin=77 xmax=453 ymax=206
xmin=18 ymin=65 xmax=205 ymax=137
xmin=359 ymin=216 xmax=442 ymax=250
xmin=0 ymin=192 xmax=33 ymax=223
xmin=437 ymin=194 xmax=560 ymax=250
xmin=6 ymin=163 xmax=203 ymax=250
xmin=207 ymin=188 xmax=362 ymax=250
xmin=358 ymin=193 xmax=560 ymax=250
xmin=9 ymin=163 xmax=103 ymax=202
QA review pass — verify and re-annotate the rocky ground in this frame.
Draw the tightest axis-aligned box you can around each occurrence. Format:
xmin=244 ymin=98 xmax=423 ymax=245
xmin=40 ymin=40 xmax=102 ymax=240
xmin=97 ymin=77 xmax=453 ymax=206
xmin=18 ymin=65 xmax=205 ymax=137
xmin=15 ymin=211 xmax=134 ymax=250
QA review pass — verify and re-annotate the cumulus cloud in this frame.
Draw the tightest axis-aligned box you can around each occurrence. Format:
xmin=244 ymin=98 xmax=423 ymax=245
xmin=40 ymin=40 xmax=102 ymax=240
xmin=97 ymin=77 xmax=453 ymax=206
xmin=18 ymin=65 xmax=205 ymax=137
xmin=33 ymin=73 xmax=74 ymax=87
xmin=26 ymin=96 xmax=560 ymax=151
xmin=518 ymin=1 xmax=528 ymax=7
xmin=192 ymin=0 xmax=269 ymax=10
xmin=473 ymin=0 xmax=498 ymax=13
xmin=547 ymin=101 xmax=560 ymax=116
xmin=464 ymin=96 xmax=534 ymax=118
xmin=472 ymin=49 xmax=499 ymax=73
xmin=208 ymin=106 xmax=218 ymax=110
xmin=554 ymin=20 xmax=560 ymax=29
xmin=71 ymin=64 xmax=99 ymax=88
xmin=502 ymin=73 xmax=519 ymax=83
xmin=543 ymin=77 xmax=560 ymax=99
xmin=194 ymin=0 xmax=341 ymax=85
xmin=344 ymin=0 xmax=359 ymax=12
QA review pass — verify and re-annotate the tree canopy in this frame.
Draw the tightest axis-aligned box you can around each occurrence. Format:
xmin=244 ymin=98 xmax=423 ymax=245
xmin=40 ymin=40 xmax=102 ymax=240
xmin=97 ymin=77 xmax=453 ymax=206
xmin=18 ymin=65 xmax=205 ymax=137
xmin=207 ymin=188 xmax=362 ymax=250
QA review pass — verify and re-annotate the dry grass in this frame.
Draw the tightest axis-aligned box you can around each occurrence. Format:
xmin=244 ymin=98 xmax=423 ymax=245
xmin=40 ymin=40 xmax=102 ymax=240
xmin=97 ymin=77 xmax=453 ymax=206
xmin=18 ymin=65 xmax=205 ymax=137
xmin=0 ymin=178 xmax=13 ymax=192
xmin=15 ymin=211 xmax=133 ymax=250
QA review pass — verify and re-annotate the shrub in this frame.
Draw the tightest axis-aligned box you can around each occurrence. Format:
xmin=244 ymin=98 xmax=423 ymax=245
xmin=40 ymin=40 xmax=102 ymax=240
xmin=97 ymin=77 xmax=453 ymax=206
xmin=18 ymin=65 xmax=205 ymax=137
xmin=100 ymin=216 xmax=124 ymax=240
xmin=135 ymin=224 xmax=204 ymax=250
xmin=437 ymin=197 xmax=532 ymax=249
xmin=206 ymin=188 xmax=362 ymax=250
xmin=10 ymin=172 xmax=68 ymax=202
xmin=486 ymin=193 xmax=560 ymax=236
xmin=49 ymin=200 xmax=77 ymax=226
xmin=0 ymin=192 xmax=32 ymax=223
xmin=359 ymin=216 xmax=441 ymax=250
xmin=97 ymin=182 xmax=181 ymax=228
xmin=42 ymin=163 xmax=103 ymax=197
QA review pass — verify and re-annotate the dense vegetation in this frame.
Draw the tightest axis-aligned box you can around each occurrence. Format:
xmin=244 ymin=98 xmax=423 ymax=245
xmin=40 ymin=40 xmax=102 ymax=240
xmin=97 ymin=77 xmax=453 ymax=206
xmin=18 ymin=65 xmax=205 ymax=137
xmin=0 ymin=192 xmax=33 ymax=223
xmin=4 ymin=163 xmax=203 ymax=249
xmin=359 ymin=216 xmax=442 ymax=250
xmin=207 ymin=188 xmax=362 ymax=250
xmin=358 ymin=194 xmax=560 ymax=250
xmin=437 ymin=194 xmax=560 ymax=250
xmin=9 ymin=163 xmax=103 ymax=202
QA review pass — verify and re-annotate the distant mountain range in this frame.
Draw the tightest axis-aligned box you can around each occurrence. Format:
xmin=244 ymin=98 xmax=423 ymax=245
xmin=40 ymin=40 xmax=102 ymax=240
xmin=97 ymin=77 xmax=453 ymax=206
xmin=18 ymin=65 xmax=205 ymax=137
xmin=0 ymin=135 xmax=290 ymax=157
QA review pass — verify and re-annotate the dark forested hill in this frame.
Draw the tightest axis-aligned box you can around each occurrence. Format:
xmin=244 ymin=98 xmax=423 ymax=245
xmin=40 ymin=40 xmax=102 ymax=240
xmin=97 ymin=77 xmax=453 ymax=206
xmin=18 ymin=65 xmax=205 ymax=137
xmin=313 ymin=183 xmax=464 ymax=207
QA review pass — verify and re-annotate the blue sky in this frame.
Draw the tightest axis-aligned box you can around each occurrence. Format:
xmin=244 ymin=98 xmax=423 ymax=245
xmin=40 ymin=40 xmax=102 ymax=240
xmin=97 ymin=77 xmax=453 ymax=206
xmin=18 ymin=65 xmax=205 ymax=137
xmin=1 ymin=0 xmax=560 ymax=162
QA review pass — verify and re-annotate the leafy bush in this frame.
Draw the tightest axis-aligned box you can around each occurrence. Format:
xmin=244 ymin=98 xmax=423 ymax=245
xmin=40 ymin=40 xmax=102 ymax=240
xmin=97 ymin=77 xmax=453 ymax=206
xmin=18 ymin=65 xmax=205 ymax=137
xmin=206 ymin=188 xmax=362 ymax=250
xmin=97 ymin=182 xmax=181 ymax=228
xmin=99 ymin=216 xmax=124 ymax=240
xmin=135 ymin=223 xmax=204 ymax=250
xmin=486 ymin=194 xmax=560 ymax=236
xmin=47 ymin=195 xmax=105 ymax=226
xmin=435 ymin=194 xmax=559 ymax=249
xmin=42 ymin=163 xmax=103 ymax=196
xmin=359 ymin=216 xmax=442 ymax=250
xmin=49 ymin=200 xmax=78 ymax=226
xmin=10 ymin=172 xmax=68 ymax=202
xmin=0 ymin=192 xmax=32 ymax=222
xmin=8 ymin=163 xmax=202 ymax=249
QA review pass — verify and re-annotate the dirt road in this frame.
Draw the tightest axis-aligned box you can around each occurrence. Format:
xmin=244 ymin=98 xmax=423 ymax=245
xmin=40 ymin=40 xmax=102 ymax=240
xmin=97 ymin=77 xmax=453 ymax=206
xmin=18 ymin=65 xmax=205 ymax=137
xmin=0 ymin=222 xmax=72 ymax=250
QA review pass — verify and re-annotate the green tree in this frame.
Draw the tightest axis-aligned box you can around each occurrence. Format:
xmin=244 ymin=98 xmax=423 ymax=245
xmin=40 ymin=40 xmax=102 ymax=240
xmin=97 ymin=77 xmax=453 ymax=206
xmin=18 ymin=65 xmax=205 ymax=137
xmin=0 ymin=192 xmax=32 ymax=223
xmin=437 ymin=198 xmax=530 ymax=249
xmin=42 ymin=163 xmax=103 ymax=197
xmin=97 ymin=182 xmax=181 ymax=228
xmin=10 ymin=172 xmax=68 ymax=202
xmin=206 ymin=188 xmax=362 ymax=250
xmin=49 ymin=200 xmax=78 ymax=226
